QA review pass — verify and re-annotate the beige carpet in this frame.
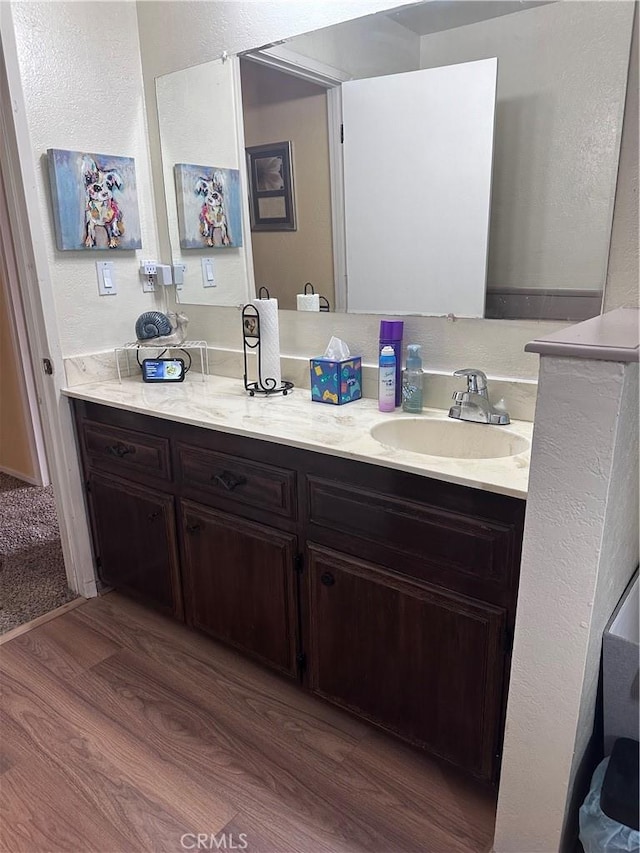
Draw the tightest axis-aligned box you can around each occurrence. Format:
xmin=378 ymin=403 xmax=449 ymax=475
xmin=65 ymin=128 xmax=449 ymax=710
xmin=0 ymin=472 xmax=77 ymax=634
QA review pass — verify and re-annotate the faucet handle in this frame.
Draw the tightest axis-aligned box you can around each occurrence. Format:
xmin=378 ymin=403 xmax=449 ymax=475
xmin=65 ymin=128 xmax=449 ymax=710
xmin=453 ymin=368 xmax=488 ymax=394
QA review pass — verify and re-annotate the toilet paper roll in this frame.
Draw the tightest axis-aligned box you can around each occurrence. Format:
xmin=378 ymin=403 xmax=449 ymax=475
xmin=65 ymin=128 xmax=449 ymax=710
xmin=251 ymin=297 xmax=282 ymax=389
xmin=297 ymin=293 xmax=320 ymax=312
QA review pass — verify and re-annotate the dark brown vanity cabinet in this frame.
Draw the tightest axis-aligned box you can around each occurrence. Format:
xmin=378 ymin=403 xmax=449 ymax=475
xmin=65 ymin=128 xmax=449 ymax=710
xmin=180 ymin=501 xmax=299 ymax=678
xmin=86 ymin=472 xmax=182 ymax=619
xmin=306 ymin=544 xmax=506 ymax=780
xmin=73 ymin=399 xmax=525 ymax=783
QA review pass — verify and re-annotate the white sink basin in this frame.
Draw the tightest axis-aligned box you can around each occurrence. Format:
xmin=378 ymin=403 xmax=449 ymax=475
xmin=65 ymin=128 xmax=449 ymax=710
xmin=370 ymin=417 xmax=530 ymax=460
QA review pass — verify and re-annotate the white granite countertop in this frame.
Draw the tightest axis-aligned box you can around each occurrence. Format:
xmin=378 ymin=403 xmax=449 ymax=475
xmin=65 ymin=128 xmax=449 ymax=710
xmin=63 ymin=374 xmax=532 ymax=499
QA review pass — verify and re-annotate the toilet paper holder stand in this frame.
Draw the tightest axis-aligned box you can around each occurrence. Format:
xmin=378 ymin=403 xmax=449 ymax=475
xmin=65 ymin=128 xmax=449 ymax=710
xmin=242 ymin=298 xmax=293 ymax=397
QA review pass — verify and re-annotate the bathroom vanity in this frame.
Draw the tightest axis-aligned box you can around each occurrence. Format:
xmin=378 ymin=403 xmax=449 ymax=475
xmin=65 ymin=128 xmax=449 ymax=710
xmin=68 ymin=377 xmax=529 ymax=785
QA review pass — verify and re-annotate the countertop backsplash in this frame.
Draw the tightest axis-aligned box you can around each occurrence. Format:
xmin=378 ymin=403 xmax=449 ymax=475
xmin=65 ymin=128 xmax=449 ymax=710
xmin=63 ymin=345 xmax=538 ymax=422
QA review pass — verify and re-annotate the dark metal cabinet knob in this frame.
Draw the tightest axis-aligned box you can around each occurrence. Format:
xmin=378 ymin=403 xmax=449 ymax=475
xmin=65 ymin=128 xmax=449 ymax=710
xmin=321 ymin=572 xmax=335 ymax=587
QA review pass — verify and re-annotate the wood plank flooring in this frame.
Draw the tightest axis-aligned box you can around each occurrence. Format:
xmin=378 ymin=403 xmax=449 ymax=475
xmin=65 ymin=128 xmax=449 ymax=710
xmin=0 ymin=593 xmax=496 ymax=852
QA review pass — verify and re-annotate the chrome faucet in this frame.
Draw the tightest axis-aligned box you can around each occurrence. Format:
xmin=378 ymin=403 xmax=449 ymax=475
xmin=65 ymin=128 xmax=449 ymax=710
xmin=448 ymin=369 xmax=510 ymax=425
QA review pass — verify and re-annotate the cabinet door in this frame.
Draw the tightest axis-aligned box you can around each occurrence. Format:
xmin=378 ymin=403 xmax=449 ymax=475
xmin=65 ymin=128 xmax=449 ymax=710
xmin=306 ymin=544 xmax=506 ymax=781
xmin=88 ymin=472 xmax=183 ymax=619
xmin=181 ymin=500 xmax=298 ymax=678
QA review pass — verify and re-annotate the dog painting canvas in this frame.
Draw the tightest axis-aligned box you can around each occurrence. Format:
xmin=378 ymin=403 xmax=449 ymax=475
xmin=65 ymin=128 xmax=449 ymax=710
xmin=174 ymin=164 xmax=243 ymax=249
xmin=47 ymin=149 xmax=142 ymax=251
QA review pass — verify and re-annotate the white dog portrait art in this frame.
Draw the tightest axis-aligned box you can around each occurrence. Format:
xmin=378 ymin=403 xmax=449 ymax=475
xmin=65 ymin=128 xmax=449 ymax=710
xmin=47 ymin=148 xmax=142 ymax=251
xmin=174 ymin=163 xmax=243 ymax=250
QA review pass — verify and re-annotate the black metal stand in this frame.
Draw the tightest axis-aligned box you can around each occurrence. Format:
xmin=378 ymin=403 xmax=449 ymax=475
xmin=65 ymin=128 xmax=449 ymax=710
xmin=242 ymin=302 xmax=293 ymax=397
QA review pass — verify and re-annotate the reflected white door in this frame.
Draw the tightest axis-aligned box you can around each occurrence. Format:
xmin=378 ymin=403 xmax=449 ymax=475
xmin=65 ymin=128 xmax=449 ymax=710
xmin=342 ymin=58 xmax=497 ymax=317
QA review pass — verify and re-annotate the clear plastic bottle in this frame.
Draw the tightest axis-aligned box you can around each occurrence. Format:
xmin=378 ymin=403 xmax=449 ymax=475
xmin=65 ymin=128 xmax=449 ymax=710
xmin=378 ymin=345 xmax=397 ymax=412
xmin=402 ymin=344 xmax=424 ymax=413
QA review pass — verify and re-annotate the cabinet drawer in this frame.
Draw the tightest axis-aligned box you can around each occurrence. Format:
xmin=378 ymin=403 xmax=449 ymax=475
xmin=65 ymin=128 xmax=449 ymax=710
xmin=176 ymin=442 xmax=296 ymax=519
xmin=81 ymin=421 xmax=171 ymax=481
xmin=307 ymin=476 xmax=515 ymax=588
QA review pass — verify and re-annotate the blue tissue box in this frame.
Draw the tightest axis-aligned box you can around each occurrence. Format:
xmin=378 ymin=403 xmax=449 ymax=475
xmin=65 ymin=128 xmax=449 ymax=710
xmin=310 ymin=356 xmax=362 ymax=405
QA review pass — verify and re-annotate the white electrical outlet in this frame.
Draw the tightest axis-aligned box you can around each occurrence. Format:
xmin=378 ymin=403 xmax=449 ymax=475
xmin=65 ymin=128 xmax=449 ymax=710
xmin=201 ymin=257 xmax=216 ymax=288
xmin=140 ymin=258 xmax=157 ymax=292
xmin=96 ymin=261 xmax=117 ymax=296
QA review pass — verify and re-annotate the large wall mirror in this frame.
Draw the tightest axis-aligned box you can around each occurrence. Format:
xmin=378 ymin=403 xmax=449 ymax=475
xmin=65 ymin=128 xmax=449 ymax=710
xmin=155 ymin=0 xmax=634 ymax=321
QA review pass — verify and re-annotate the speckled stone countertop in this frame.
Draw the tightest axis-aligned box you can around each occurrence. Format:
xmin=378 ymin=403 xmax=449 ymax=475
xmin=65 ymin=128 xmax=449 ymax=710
xmin=63 ymin=374 xmax=532 ymax=499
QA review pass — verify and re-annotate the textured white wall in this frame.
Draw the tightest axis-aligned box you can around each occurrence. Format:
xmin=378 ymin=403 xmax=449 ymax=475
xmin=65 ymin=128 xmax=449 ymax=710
xmin=9 ymin=1 xmax=161 ymax=357
xmin=419 ymin=1 xmax=634 ymax=293
xmin=567 ymin=361 xmax=639 ymax=803
xmin=495 ymin=356 xmax=639 ymax=852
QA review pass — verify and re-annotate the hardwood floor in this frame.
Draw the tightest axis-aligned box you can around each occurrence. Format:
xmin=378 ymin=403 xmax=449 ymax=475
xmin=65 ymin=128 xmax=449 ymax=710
xmin=0 ymin=593 xmax=496 ymax=852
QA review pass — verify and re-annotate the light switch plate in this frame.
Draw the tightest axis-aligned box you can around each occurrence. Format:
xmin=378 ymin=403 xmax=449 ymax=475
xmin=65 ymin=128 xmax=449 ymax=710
xmin=173 ymin=263 xmax=186 ymax=289
xmin=201 ymin=257 xmax=216 ymax=288
xmin=96 ymin=261 xmax=116 ymax=296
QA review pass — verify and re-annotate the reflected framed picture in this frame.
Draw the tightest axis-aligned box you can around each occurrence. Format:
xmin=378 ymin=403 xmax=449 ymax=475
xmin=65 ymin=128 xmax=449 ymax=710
xmin=174 ymin=163 xmax=243 ymax=249
xmin=246 ymin=141 xmax=296 ymax=231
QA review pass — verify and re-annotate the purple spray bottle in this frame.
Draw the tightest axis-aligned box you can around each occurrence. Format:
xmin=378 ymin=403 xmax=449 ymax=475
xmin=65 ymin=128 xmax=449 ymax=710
xmin=379 ymin=320 xmax=404 ymax=407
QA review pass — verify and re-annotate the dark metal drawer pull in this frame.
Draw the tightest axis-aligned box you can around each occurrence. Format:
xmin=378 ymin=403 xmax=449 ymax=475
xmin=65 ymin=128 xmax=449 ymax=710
xmin=321 ymin=572 xmax=335 ymax=587
xmin=148 ymin=510 xmax=161 ymax=522
xmin=212 ymin=470 xmax=247 ymax=492
xmin=186 ymin=523 xmax=202 ymax=534
xmin=106 ymin=442 xmax=136 ymax=459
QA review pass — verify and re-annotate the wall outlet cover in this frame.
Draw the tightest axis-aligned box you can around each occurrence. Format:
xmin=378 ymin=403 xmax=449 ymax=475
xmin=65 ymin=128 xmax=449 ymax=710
xmin=140 ymin=258 xmax=156 ymax=292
